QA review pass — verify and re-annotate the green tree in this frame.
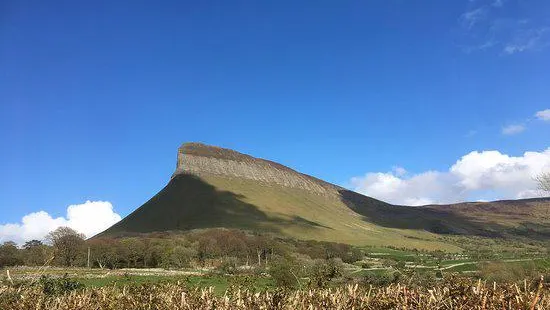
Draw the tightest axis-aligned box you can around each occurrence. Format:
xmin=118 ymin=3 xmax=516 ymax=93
xmin=197 ymin=236 xmax=220 ymax=265
xmin=120 ymin=238 xmax=145 ymax=268
xmin=88 ymin=238 xmax=119 ymax=269
xmin=0 ymin=241 xmax=22 ymax=267
xmin=162 ymin=245 xmax=197 ymax=268
xmin=22 ymin=240 xmax=51 ymax=266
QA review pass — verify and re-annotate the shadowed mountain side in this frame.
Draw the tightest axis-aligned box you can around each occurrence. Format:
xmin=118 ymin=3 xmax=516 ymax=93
xmin=338 ymin=190 xmax=491 ymax=235
xmin=339 ymin=189 xmax=550 ymax=241
xmin=423 ymin=198 xmax=550 ymax=220
xmin=423 ymin=198 xmax=550 ymax=241
xmin=101 ymin=174 xmax=326 ymax=236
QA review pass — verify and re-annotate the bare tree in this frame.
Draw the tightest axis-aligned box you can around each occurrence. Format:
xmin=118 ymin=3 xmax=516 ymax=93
xmin=46 ymin=227 xmax=85 ymax=266
xmin=536 ymin=172 xmax=550 ymax=193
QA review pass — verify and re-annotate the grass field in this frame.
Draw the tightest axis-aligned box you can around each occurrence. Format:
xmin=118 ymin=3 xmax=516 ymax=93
xmin=75 ymin=274 xmax=274 ymax=295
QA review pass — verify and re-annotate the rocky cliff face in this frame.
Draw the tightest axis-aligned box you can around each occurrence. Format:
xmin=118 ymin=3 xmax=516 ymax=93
xmin=173 ymin=143 xmax=341 ymax=196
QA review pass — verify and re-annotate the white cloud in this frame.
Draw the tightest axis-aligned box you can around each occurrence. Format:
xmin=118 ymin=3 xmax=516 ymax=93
xmin=350 ymin=148 xmax=550 ymax=206
xmin=536 ymin=109 xmax=550 ymax=121
xmin=502 ymin=124 xmax=525 ymax=135
xmin=350 ymin=170 xmax=463 ymax=206
xmin=0 ymin=201 xmax=121 ymax=244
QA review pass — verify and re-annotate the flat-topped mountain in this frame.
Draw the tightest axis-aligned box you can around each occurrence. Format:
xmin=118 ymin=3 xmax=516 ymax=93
xmin=174 ymin=143 xmax=342 ymax=196
xmin=99 ymin=143 xmax=550 ymax=251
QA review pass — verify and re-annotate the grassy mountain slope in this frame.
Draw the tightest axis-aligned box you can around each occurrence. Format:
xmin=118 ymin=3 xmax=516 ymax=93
xmin=99 ymin=143 xmax=550 ymax=251
xmin=101 ymin=173 xmax=460 ymax=251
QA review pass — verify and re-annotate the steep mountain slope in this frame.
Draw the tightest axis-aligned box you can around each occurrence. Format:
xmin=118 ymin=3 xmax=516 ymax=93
xmin=99 ymin=143 xmax=550 ymax=251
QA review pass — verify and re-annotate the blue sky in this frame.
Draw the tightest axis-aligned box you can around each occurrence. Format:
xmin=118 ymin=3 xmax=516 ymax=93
xmin=1 ymin=1 xmax=549 ymax=242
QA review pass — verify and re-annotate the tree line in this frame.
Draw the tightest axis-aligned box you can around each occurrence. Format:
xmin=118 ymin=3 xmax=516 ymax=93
xmin=0 ymin=227 xmax=363 ymax=269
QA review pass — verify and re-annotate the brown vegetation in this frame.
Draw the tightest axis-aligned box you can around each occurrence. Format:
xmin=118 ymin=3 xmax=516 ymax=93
xmin=1 ymin=278 xmax=548 ymax=309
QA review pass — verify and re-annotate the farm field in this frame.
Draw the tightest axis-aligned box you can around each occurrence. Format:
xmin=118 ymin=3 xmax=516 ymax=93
xmin=3 ymin=248 xmax=549 ymax=289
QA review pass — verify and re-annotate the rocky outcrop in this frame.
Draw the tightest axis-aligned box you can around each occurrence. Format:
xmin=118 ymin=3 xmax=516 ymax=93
xmin=173 ymin=143 xmax=341 ymax=196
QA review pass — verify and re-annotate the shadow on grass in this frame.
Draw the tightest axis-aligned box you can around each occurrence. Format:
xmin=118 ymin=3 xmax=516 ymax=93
xmin=101 ymin=174 xmax=327 ymax=236
xmin=338 ymin=189 xmax=550 ymax=241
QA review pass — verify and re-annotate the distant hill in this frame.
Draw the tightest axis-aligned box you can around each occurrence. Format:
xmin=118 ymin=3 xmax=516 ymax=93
xmin=98 ymin=143 xmax=550 ymax=251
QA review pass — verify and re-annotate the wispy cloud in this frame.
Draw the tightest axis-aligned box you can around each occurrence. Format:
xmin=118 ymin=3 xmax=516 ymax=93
xmin=498 ymin=109 xmax=550 ymax=135
xmin=462 ymin=39 xmax=498 ymax=53
xmin=460 ymin=7 xmax=488 ymax=30
xmin=502 ymin=124 xmax=525 ymax=135
xmin=492 ymin=0 xmax=505 ymax=8
xmin=503 ymin=27 xmax=550 ymax=54
xmin=464 ymin=130 xmax=478 ymax=137
xmin=536 ymin=109 xmax=550 ymax=121
xmin=456 ymin=0 xmax=550 ymax=55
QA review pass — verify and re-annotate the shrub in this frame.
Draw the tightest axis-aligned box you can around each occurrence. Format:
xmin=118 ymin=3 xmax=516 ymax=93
xmin=268 ymin=257 xmax=300 ymax=289
xmin=39 ymin=275 xmax=84 ymax=296
xmin=218 ymin=256 xmax=239 ymax=275
xmin=479 ymin=261 xmax=538 ymax=283
xmin=228 ymin=275 xmax=255 ymax=291
xmin=401 ymin=270 xmax=439 ymax=287
xmin=380 ymin=258 xmax=397 ymax=268
xmin=362 ymin=271 xmax=399 ymax=286
xmin=309 ymin=259 xmax=343 ymax=288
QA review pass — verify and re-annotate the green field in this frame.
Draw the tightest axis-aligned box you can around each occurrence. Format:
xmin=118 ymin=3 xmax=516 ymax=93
xmin=4 ymin=250 xmax=548 ymax=293
xmin=74 ymin=274 xmax=274 ymax=295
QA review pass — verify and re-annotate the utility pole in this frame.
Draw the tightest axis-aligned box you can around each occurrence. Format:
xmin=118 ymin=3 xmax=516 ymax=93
xmin=87 ymin=247 xmax=91 ymax=268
